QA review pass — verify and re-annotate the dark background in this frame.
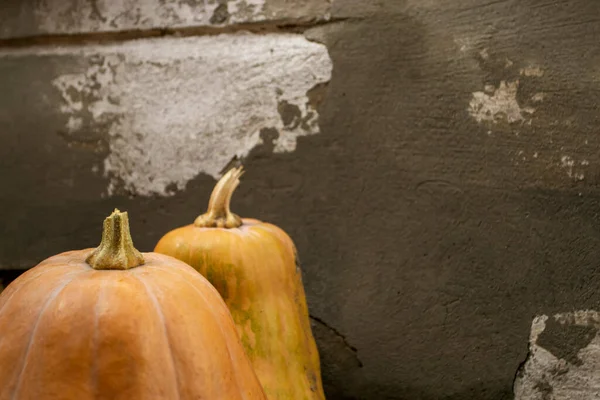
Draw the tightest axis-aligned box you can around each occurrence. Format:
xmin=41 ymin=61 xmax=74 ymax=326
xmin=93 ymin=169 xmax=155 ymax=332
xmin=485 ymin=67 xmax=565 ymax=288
xmin=2 ymin=1 xmax=600 ymax=399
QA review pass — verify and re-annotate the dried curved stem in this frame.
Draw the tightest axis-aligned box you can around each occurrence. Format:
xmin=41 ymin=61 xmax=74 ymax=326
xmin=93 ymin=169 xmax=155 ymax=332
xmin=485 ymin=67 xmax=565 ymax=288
xmin=194 ymin=166 xmax=244 ymax=229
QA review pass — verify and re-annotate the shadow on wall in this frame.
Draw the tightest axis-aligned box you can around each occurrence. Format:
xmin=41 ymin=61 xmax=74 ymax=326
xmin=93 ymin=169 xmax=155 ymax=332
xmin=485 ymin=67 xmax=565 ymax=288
xmin=252 ymin=2 xmax=600 ymax=399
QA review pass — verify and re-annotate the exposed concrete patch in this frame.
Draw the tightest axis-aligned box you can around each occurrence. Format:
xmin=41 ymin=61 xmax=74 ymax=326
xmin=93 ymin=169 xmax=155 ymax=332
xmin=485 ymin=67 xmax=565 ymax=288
xmin=514 ymin=311 xmax=600 ymax=399
xmin=560 ymin=156 xmax=589 ymax=181
xmin=466 ymin=48 xmax=593 ymax=183
xmin=468 ymin=59 xmax=546 ymax=127
xmin=1 ymin=0 xmax=332 ymax=39
xmin=469 ymin=80 xmax=534 ymax=124
xmin=2 ymin=33 xmax=332 ymax=196
xmin=33 ymin=0 xmax=252 ymax=32
xmin=454 ymin=37 xmax=489 ymax=55
xmin=520 ymin=66 xmax=544 ymax=77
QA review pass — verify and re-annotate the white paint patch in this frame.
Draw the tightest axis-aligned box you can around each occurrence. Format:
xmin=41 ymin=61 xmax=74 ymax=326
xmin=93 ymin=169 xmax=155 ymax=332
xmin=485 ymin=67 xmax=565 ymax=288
xmin=227 ymin=0 xmax=266 ymax=22
xmin=520 ymin=66 xmax=544 ymax=77
xmin=454 ymin=39 xmax=473 ymax=53
xmin=514 ymin=311 xmax=600 ymax=399
xmin=38 ymin=33 xmax=333 ymax=197
xmin=468 ymin=80 xmax=535 ymax=124
xmin=35 ymin=0 xmax=240 ymax=32
xmin=531 ymin=93 xmax=545 ymax=102
xmin=560 ymin=155 xmax=589 ymax=181
xmin=28 ymin=0 xmax=331 ymax=36
xmin=453 ymin=36 xmax=487 ymax=54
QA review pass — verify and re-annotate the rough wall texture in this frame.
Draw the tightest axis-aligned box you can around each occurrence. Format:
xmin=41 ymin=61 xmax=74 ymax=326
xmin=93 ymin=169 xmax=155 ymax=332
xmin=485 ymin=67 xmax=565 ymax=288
xmin=25 ymin=34 xmax=331 ymax=197
xmin=2 ymin=0 xmax=600 ymax=399
xmin=0 ymin=0 xmax=332 ymax=38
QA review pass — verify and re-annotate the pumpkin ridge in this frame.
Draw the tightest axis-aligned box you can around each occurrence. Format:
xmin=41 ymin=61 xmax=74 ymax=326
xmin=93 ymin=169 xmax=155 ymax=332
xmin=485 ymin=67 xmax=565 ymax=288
xmin=90 ymin=277 xmax=110 ymax=397
xmin=11 ymin=272 xmax=87 ymax=399
xmin=140 ymin=264 xmax=248 ymax=399
xmin=132 ymin=273 xmax=181 ymax=399
xmin=0 ymin=265 xmax=86 ymax=317
xmin=147 ymin=262 xmax=229 ymax=304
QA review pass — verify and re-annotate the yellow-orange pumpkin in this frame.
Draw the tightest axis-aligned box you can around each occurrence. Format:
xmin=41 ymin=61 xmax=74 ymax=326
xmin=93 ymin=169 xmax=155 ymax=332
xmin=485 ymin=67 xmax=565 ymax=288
xmin=155 ymin=167 xmax=325 ymax=400
xmin=0 ymin=209 xmax=267 ymax=400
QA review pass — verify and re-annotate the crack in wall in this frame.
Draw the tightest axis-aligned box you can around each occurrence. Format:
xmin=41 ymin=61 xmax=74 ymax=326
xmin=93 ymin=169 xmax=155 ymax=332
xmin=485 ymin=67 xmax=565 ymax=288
xmin=0 ymin=0 xmax=354 ymax=48
xmin=310 ymin=315 xmax=363 ymax=367
xmin=0 ymin=17 xmax=352 ymax=49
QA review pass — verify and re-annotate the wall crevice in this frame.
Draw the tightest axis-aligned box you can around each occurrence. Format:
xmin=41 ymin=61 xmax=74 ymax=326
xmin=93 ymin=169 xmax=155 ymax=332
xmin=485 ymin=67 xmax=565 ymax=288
xmin=310 ymin=315 xmax=363 ymax=368
xmin=0 ymin=17 xmax=354 ymax=50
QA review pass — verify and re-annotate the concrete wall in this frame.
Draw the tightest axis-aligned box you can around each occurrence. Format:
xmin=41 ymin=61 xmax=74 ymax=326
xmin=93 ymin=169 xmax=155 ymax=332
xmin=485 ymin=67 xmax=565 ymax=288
xmin=2 ymin=0 xmax=600 ymax=399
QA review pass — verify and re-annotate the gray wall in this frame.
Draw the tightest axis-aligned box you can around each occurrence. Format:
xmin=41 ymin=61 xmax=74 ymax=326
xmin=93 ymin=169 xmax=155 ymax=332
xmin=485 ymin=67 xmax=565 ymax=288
xmin=2 ymin=0 xmax=600 ymax=399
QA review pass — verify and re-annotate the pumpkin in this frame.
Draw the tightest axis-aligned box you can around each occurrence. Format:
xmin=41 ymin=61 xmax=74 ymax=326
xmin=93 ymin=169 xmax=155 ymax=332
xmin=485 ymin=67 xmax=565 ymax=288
xmin=154 ymin=167 xmax=325 ymax=400
xmin=0 ymin=209 xmax=267 ymax=400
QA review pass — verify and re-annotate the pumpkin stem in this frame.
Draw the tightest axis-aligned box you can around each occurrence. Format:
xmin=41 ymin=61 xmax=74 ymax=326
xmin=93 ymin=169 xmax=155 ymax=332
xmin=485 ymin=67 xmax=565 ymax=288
xmin=194 ymin=166 xmax=244 ymax=229
xmin=86 ymin=209 xmax=145 ymax=270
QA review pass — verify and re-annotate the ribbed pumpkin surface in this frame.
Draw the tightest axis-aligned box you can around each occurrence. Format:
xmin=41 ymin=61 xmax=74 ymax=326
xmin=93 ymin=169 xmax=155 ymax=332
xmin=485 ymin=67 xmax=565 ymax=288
xmin=155 ymin=167 xmax=325 ymax=400
xmin=0 ymin=211 xmax=267 ymax=400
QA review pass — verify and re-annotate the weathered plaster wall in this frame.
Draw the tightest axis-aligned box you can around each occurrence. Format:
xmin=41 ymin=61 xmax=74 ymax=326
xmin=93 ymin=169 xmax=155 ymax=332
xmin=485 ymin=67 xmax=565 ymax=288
xmin=0 ymin=0 xmax=332 ymax=38
xmin=28 ymin=34 xmax=331 ymax=197
xmin=2 ymin=0 xmax=600 ymax=399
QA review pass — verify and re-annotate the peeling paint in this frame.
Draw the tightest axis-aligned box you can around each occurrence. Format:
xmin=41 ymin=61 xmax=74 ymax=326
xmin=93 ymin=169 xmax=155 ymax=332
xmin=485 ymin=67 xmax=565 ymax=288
xmin=18 ymin=0 xmax=331 ymax=37
xmin=35 ymin=0 xmax=241 ymax=32
xmin=469 ymin=80 xmax=535 ymax=124
xmin=31 ymin=33 xmax=333 ymax=197
xmin=514 ymin=311 xmax=600 ymax=399
xmin=453 ymin=37 xmax=487 ymax=54
xmin=467 ymin=50 xmax=546 ymax=128
xmin=520 ymin=66 xmax=544 ymax=77
xmin=227 ymin=0 xmax=266 ymax=22
xmin=560 ymin=155 xmax=589 ymax=181
xmin=531 ymin=93 xmax=545 ymax=102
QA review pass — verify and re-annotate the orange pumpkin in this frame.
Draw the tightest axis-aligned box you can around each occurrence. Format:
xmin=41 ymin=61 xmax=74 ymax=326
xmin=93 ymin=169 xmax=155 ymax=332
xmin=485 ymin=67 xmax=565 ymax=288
xmin=0 ymin=209 xmax=267 ymax=400
xmin=155 ymin=167 xmax=325 ymax=400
